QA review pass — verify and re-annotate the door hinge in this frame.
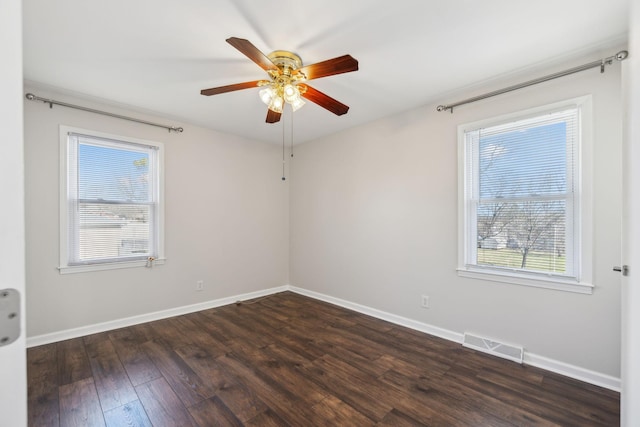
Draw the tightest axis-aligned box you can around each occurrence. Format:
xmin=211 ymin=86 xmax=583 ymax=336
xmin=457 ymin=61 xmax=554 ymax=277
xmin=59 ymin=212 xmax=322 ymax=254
xmin=0 ymin=289 xmax=20 ymax=346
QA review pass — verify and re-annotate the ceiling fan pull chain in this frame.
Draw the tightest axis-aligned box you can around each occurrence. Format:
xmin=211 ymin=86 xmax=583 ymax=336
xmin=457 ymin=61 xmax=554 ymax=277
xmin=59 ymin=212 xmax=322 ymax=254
xmin=281 ymin=112 xmax=286 ymax=181
xmin=290 ymin=111 xmax=294 ymax=158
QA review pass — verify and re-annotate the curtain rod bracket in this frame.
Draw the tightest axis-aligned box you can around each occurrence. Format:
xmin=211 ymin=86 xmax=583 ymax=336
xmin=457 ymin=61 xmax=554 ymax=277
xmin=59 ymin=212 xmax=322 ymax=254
xmin=437 ymin=50 xmax=629 ymax=113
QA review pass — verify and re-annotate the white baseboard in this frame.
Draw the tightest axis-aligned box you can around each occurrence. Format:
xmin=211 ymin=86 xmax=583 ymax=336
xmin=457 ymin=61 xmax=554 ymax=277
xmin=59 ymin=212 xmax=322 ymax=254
xmin=27 ymin=283 xmax=621 ymax=392
xmin=524 ymin=353 xmax=621 ymax=392
xmin=287 ymin=286 xmax=621 ymax=392
xmin=288 ymin=286 xmax=464 ymax=343
xmin=26 ymin=285 xmax=289 ymax=348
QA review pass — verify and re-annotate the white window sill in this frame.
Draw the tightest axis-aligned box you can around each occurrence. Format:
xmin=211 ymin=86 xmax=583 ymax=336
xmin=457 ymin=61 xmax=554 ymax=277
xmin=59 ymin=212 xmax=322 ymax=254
xmin=58 ymin=258 xmax=166 ymax=274
xmin=457 ymin=266 xmax=593 ymax=294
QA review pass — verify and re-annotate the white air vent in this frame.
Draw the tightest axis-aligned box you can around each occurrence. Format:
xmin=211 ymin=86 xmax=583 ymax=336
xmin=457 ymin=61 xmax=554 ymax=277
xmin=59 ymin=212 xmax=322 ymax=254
xmin=462 ymin=332 xmax=524 ymax=364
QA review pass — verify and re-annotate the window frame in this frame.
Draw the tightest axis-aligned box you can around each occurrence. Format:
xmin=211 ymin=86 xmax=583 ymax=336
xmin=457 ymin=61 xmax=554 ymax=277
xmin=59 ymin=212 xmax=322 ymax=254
xmin=59 ymin=125 xmax=165 ymax=274
xmin=457 ymin=96 xmax=593 ymax=294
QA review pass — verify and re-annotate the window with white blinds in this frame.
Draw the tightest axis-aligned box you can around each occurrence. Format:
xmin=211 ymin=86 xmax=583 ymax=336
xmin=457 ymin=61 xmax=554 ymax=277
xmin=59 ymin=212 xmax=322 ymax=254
xmin=458 ymin=97 xmax=593 ymax=293
xmin=59 ymin=126 xmax=164 ymax=273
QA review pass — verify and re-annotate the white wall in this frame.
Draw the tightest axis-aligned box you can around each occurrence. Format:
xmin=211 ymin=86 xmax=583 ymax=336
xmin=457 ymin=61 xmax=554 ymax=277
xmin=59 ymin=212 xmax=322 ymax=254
xmin=24 ymin=85 xmax=289 ymax=338
xmin=290 ymin=48 xmax=624 ymax=379
xmin=0 ymin=0 xmax=27 ymax=424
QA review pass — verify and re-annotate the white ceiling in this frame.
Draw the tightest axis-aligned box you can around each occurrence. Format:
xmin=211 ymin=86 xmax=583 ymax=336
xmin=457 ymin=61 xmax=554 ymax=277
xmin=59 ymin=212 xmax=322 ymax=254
xmin=23 ymin=0 xmax=629 ymax=144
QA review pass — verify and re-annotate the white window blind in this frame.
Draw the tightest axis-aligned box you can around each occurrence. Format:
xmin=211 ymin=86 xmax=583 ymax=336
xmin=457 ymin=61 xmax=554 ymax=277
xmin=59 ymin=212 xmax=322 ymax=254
xmin=64 ymin=131 xmax=161 ymax=268
xmin=463 ymin=107 xmax=580 ymax=281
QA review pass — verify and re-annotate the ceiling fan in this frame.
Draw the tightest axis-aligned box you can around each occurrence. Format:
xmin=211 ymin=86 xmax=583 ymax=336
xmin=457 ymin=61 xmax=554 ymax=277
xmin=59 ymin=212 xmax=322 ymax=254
xmin=200 ymin=37 xmax=359 ymax=124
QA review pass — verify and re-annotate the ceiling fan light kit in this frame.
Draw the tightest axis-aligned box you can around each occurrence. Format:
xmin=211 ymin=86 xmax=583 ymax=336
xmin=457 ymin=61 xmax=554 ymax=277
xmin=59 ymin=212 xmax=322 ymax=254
xmin=201 ymin=37 xmax=358 ymax=123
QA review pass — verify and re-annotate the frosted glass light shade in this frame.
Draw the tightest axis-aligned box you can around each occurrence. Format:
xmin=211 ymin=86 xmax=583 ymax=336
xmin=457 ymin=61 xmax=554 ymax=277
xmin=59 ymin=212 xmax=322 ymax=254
xmin=283 ymin=84 xmax=298 ymax=103
xmin=259 ymin=82 xmax=304 ymax=113
xmin=290 ymin=97 xmax=305 ymax=112
xmin=268 ymin=96 xmax=284 ymax=113
xmin=259 ymin=87 xmax=275 ymax=105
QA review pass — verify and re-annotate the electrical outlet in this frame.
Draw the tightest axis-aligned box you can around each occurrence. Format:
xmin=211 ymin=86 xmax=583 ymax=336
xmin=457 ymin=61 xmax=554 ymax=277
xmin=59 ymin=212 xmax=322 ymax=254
xmin=196 ymin=280 xmax=204 ymax=291
xmin=421 ymin=295 xmax=429 ymax=308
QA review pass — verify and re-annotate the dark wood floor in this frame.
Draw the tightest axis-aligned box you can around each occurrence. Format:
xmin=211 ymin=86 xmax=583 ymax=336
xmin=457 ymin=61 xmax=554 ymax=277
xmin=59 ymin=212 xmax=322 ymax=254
xmin=28 ymin=291 xmax=619 ymax=426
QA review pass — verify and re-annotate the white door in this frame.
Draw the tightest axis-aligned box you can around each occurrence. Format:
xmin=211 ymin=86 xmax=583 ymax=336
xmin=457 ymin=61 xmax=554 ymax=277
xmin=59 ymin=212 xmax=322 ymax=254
xmin=0 ymin=0 xmax=27 ymax=425
xmin=622 ymin=4 xmax=640 ymax=426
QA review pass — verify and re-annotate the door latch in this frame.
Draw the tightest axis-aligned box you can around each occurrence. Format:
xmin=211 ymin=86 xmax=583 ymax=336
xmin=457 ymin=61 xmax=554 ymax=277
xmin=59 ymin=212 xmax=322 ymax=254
xmin=613 ymin=265 xmax=629 ymax=276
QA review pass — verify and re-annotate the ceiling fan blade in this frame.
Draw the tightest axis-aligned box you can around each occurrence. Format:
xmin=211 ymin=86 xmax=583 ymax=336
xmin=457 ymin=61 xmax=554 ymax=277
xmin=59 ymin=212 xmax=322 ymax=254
xmin=266 ymin=109 xmax=282 ymax=123
xmin=300 ymin=85 xmax=350 ymax=116
xmin=295 ymin=55 xmax=358 ymax=80
xmin=200 ymin=80 xmax=265 ymax=96
xmin=226 ymin=37 xmax=279 ymax=73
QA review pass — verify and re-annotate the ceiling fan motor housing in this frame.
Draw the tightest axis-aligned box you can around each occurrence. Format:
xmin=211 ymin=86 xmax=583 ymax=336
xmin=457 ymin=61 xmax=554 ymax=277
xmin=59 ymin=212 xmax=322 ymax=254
xmin=267 ymin=50 xmax=303 ymax=73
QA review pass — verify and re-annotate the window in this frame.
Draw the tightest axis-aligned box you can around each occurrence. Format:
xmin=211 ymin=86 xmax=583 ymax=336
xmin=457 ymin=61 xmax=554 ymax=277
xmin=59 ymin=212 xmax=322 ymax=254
xmin=59 ymin=126 xmax=165 ymax=273
xmin=458 ymin=97 xmax=592 ymax=293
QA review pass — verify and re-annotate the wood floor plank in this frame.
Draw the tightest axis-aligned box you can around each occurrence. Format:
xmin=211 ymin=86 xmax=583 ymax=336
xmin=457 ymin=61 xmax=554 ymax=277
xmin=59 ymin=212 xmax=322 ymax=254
xmin=307 ymin=346 xmax=491 ymax=425
xmin=188 ymin=396 xmax=244 ymax=427
xmin=243 ymin=409 xmax=291 ymax=427
xmin=541 ymin=370 xmax=620 ymax=404
xmin=215 ymin=352 xmax=322 ymax=426
xmin=27 ymin=291 xmax=620 ymax=426
xmin=314 ymin=340 xmax=396 ymax=379
xmin=220 ymin=307 xmax=297 ymax=348
xmin=309 ymin=395 xmax=375 ymax=427
xmin=476 ymin=367 xmax=619 ymax=425
xmin=59 ymin=377 xmax=106 ymax=427
xmin=294 ymin=298 xmax=359 ymax=328
xmin=242 ymin=297 xmax=292 ymax=322
xmin=128 ymin=322 xmax=160 ymax=343
xmin=433 ymin=364 xmax=572 ymax=426
xmin=228 ymin=343 xmax=329 ymax=407
xmin=57 ymin=338 xmax=92 ymax=386
xmin=346 ymin=322 xmax=461 ymax=369
xmin=264 ymin=324 xmax=329 ymax=361
xmin=200 ymin=309 xmax=274 ymax=349
xmin=375 ymin=353 xmax=449 ymax=384
xmin=27 ymin=344 xmax=60 ymax=427
xmin=184 ymin=311 xmax=235 ymax=345
xmin=231 ymin=301 xmax=290 ymax=331
xmin=280 ymin=306 xmax=354 ymax=334
xmin=457 ymin=347 xmax=545 ymax=384
xmin=108 ymin=328 xmax=162 ymax=386
xmin=176 ymin=344 xmax=269 ymax=422
xmin=301 ymin=355 xmax=395 ymax=421
xmin=381 ymin=368 xmax=521 ymax=426
xmin=136 ymin=377 xmax=198 ymax=427
xmin=141 ymin=339 xmax=216 ymax=407
xmin=82 ymin=331 xmax=112 ymax=347
xmin=252 ymin=295 xmax=301 ymax=320
xmin=84 ymin=338 xmax=139 ymax=411
xmin=258 ymin=292 xmax=307 ymax=309
xmin=103 ymin=399 xmax=153 ymax=427
xmin=376 ymin=408 xmax=428 ymax=427
xmin=148 ymin=318 xmax=196 ymax=349
xmin=166 ymin=315 xmax=229 ymax=357
xmin=306 ymin=324 xmax=386 ymax=362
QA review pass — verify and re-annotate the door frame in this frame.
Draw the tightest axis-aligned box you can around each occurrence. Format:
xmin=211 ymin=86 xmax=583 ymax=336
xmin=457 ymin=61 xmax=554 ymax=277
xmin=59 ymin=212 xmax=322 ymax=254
xmin=0 ymin=0 xmax=27 ymax=425
xmin=621 ymin=4 xmax=640 ymax=426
